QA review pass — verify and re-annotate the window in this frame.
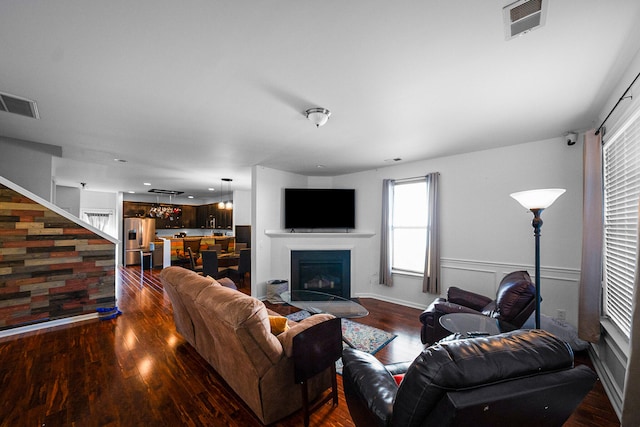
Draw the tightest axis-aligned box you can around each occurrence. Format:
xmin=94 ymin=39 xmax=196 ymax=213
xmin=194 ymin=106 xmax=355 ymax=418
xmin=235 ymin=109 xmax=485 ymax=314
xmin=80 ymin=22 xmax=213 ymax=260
xmin=80 ymin=208 xmax=115 ymax=237
xmin=391 ymin=179 xmax=427 ymax=274
xmin=603 ymin=107 xmax=640 ymax=339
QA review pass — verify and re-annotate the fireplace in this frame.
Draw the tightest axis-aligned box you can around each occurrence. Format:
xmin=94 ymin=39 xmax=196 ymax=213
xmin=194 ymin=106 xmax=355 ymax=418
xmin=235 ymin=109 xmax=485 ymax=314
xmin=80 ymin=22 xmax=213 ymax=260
xmin=291 ymin=250 xmax=351 ymax=299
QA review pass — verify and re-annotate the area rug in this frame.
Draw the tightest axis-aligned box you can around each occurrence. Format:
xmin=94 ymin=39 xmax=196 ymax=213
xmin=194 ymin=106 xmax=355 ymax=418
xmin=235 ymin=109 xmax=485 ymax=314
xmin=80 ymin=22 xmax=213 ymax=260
xmin=286 ymin=310 xmax=397 ymax=374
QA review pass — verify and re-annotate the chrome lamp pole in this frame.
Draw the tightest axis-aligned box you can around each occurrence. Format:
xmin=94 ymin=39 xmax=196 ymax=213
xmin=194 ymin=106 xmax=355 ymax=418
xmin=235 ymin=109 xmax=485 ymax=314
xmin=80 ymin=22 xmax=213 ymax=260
xmin=510 ymin=188 xmax=566 ymax=329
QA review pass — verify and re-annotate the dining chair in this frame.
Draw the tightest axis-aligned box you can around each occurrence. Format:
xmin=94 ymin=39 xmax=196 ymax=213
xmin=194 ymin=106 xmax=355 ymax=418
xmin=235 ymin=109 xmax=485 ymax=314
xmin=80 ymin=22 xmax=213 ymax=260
xmin=186 ymin=247 xmax=203 ymax=274
xmin=208 ymin=244 xmax=222 ymax=254
xmin=238 ymin=248 xmax=251 ymax=286
xmin=183 ymin=238 xmax=202 ymax=258
xmin=215 ymin=238 xmax=229 ymax=252
xmin=201 ymin=250 xmax=228 ymax=279
xmin=228 ymin=248 xmax=250 ymax=286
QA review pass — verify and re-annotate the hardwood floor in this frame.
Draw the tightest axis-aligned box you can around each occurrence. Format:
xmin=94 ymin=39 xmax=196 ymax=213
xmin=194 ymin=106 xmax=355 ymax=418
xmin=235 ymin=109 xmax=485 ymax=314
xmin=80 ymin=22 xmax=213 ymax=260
xmin=0 ymin=266 xmax=619 ymax=426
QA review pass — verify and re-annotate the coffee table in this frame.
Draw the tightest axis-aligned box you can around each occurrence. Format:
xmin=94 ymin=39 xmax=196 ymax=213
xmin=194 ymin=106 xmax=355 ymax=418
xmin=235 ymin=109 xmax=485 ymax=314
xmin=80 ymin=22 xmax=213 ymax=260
xmin=279 ymin=290 xmax=369 ymax=347
xmin=439 ymin=313 xmax=501 ymax=337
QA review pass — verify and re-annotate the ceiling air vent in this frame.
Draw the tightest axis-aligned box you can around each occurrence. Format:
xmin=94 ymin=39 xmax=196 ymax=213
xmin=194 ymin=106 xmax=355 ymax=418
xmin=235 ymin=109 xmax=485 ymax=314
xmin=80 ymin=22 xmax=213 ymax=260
xmin=503 ymin=0 xmax=548 ymax=40
xmin=148 ymin=189 xmax=184 ymax=195
xmin=0 ymin=91 xmax=40 ymax=119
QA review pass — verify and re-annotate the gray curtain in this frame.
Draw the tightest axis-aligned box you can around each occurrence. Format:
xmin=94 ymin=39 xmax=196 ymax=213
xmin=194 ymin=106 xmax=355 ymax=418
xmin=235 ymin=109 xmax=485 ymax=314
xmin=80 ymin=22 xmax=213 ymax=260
xmin=379 ymin=179 xmax=394 ymax=286
xmin=422 ymin=172 xmax=441 ymax=294
xmin=578 ymin=130 xmax=602 ymax=342
xmin=621 ymin=202 xmax=640 ymax=426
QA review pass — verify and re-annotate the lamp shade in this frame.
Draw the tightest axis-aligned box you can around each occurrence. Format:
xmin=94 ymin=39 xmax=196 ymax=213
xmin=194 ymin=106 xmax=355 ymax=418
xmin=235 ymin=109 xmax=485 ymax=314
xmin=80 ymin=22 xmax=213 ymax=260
xmin=510 ymin=188 xmax=566 ymax=210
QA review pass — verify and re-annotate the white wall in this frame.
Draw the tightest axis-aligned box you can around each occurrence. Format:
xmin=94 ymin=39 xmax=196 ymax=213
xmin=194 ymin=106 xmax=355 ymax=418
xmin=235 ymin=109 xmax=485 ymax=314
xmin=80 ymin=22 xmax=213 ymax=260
xmin=343 ymin=137 xmax=582 ymax=322
xmin=254 ymin=136 xmax=583 ymax=325
xmin=232 ymin=189 xmax=251 ymax=226
xmin=252 ymin=165 xmax=308 ymax=296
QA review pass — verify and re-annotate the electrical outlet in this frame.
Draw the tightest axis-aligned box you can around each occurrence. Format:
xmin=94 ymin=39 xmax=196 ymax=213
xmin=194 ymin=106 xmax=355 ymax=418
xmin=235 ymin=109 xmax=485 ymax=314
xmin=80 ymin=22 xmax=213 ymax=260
xmin=556 ymin=309 xmax=566 ymax=321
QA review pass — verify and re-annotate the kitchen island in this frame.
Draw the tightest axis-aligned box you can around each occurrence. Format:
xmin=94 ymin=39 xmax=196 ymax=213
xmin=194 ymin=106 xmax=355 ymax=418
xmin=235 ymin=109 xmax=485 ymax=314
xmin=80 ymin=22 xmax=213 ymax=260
xmin=166 ymin=235 xmax=236 ymax=265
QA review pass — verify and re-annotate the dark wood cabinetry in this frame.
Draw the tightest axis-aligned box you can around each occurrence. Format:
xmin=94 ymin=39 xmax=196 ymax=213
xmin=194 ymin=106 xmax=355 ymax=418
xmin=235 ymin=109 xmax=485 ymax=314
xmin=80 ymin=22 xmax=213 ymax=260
xmin=181 ymin=205 xmax=197 ymax=228
xmin=123 ymin=201 xmax=232 ymax=229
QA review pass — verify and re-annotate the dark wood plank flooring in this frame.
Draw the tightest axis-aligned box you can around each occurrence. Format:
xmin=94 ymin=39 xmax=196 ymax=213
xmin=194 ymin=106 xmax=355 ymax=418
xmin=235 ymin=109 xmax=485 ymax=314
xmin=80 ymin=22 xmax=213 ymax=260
xmin=0 ymin=266 xmax=619 ymax=426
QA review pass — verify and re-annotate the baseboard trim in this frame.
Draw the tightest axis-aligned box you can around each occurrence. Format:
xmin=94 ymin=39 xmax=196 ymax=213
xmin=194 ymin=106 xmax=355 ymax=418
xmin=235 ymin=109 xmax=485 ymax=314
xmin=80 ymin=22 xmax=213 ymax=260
xmin=354 ymin=293 xmax=426 ymax=311
xmin=0 ymin=313 xmax=98 ymax=339
xmin=588 ymin=343 xmax=622 ymax=421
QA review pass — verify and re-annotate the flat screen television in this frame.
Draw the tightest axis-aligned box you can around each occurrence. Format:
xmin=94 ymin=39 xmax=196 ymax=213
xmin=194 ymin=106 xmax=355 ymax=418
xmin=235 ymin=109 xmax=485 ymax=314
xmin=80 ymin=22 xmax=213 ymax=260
xmin=284 ymin=188 xmax=355 ymax=230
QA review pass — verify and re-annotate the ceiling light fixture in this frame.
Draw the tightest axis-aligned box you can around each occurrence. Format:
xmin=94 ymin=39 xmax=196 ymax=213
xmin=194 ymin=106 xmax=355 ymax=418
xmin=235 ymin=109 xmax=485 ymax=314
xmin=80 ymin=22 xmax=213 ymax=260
xmin=305 ymin=107 xmax=331 ymax=128
xmin=223 ymin=178 xmax=233 ymax=210
xmin=218 ymin=179 xmax=225 ymax=209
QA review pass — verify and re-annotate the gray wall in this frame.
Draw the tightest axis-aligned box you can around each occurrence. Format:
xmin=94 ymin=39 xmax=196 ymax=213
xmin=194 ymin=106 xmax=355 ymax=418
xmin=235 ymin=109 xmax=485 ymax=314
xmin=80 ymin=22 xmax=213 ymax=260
xmin=0 ymin=137 xmax=58 ymax=201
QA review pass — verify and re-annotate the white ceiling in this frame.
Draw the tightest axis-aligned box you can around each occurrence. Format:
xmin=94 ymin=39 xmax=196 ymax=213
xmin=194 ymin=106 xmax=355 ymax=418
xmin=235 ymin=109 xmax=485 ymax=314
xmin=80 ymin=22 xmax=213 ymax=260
xmin=1 ymin=1 xmax=640 ymax=200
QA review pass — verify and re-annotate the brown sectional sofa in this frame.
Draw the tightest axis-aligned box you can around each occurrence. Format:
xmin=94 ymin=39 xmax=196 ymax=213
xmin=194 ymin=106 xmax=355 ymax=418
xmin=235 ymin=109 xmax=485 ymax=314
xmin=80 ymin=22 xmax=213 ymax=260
xmin=160 ymin=266 xmax=334 ymax=424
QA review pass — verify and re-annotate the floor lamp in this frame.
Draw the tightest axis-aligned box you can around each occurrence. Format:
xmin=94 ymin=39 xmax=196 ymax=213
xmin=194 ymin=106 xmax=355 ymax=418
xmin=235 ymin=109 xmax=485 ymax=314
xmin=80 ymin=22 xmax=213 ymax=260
xmin=510 ymin=188 xmax=566 ymax=329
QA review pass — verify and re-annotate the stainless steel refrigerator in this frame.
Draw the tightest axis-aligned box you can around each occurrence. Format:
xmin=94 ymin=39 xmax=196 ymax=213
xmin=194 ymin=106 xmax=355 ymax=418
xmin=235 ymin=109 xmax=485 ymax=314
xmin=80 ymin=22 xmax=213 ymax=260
xmin=124 ymin=218 xmax=156 ymax=266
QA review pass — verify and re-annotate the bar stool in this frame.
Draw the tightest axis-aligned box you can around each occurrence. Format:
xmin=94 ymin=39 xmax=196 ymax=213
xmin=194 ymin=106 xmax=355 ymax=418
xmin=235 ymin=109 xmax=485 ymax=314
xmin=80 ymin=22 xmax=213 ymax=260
xmin=140 ymin=249 xmax=153 ymax=271
xmin=292 ymin=317 xmax=342 ymax=426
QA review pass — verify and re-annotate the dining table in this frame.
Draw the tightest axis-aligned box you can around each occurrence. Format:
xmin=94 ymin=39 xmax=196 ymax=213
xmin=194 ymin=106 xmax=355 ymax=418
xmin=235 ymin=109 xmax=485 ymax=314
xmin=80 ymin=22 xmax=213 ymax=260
xmin=217 ymin=252 xmax=240 ymax=267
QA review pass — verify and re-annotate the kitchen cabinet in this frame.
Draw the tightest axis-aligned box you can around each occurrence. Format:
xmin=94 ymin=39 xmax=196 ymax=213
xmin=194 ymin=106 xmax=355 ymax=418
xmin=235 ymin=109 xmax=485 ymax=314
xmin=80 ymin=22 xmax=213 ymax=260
xmin=181 ymin=205 xmax=197 ymax=228
xmin=123 ymin=201 xmax=232 ymax=229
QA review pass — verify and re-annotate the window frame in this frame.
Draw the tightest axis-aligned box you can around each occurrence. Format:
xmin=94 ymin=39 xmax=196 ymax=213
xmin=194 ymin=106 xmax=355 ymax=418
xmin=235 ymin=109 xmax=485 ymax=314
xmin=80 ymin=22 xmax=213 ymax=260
xmin=602 ymin=104 xmax=640 ymax=340
xmin=390 ymin=178 xmax=428 ymax=275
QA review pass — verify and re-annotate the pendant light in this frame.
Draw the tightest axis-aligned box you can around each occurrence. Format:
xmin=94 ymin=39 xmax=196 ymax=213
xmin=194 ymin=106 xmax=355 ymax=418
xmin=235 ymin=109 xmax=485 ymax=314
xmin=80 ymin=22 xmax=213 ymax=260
xmin=217 ymin=179 xmax=225 ymax=209
xmin=223 ymin=178 xmax=233 ymax=210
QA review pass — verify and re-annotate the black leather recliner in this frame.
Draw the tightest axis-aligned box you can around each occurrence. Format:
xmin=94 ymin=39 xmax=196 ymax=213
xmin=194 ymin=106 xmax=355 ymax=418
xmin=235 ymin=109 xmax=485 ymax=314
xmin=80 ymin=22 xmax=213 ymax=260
xmin=419 ymin=270 xmax=536 ymax=345
xmin=342 ymin=329 xmax=597 ymax=427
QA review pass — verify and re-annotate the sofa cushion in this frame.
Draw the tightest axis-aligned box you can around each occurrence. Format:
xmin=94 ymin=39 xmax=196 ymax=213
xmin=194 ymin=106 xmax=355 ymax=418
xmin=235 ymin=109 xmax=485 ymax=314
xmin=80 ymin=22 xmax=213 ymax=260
xmin=277 ymin=313 xmax=335 ymax=357
xmin=207 ymin=276 xmax=237 ymax=290
xmin=160 ymin=267 xmax=216 ymax=346
xmin=269 ymin=315 xmax=290 ymax=335
xmin=195 ymin=283 xmax=284 ymax=376
xmin=447 ymin=286 xmax=493 ymax=310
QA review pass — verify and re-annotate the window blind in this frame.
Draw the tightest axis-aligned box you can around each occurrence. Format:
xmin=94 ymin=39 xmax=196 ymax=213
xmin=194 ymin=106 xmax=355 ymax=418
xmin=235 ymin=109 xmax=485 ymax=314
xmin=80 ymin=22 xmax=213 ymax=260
xmin=603 ymin=111 xmax=640 ymax=338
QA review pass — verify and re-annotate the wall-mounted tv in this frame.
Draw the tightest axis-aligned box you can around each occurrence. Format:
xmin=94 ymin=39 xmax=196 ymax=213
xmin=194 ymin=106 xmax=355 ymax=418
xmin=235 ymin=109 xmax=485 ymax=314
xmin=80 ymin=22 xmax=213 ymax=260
xmin=284 ymin=188 xmax=355 ymax=230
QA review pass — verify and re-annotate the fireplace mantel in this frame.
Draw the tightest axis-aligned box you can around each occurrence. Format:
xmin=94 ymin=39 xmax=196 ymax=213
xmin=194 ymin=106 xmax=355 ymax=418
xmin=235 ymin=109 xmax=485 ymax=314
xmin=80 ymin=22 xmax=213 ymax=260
xmin=265 ymin=230 xmax=375 ymax=238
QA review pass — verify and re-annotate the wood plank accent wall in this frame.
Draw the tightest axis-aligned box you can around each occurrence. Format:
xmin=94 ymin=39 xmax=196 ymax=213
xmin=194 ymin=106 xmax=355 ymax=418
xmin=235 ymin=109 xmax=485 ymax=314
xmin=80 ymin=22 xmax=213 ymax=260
xmin=0 ymin=184 xmax=116 ymax=330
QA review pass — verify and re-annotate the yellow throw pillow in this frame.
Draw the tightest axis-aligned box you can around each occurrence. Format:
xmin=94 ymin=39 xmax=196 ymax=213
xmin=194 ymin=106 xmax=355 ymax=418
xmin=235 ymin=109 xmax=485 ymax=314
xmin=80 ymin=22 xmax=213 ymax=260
xmin=269 ymin=315 xmax=290 ymax=335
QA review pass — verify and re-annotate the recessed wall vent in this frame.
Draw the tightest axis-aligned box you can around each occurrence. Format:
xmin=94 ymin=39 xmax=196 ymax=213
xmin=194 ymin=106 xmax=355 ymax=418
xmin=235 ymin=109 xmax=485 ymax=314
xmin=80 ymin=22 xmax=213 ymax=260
xmin=503 ymin=0 xmax=548 ymax=40
xmin=0 ymin=91 xmax=40 ymax=119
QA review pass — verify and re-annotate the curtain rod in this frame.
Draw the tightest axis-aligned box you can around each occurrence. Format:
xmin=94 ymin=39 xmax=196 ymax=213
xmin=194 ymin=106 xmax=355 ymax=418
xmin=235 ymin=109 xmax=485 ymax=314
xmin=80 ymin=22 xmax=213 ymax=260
xmin=395 ymin=172 xmax=440 ymax=183
xmin=595 ymin=71 xmax=640 ymax=136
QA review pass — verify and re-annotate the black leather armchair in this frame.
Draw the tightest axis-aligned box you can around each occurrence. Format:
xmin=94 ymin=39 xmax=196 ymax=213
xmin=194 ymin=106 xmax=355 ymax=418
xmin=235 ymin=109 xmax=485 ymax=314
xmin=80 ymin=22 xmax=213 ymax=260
xmin=342 ymin=329 xmax=597 ymax=427
xmin=419 ymin=270 xmax=536 ymax=345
